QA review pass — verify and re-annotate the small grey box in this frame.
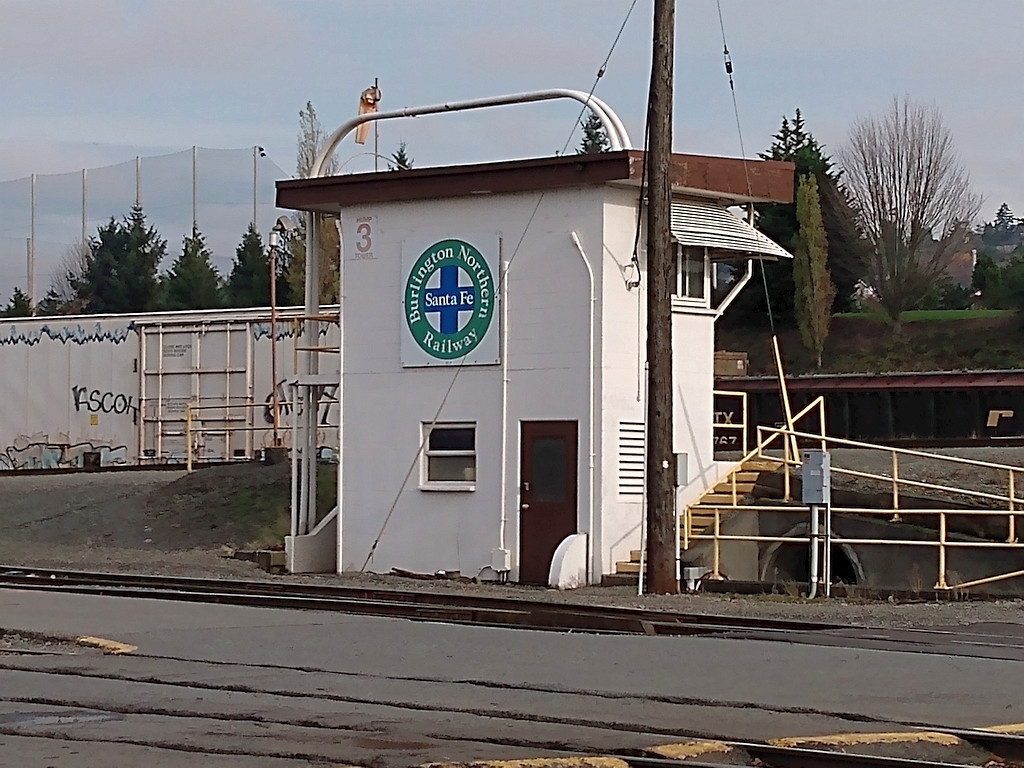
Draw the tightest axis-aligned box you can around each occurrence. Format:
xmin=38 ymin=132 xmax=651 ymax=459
xmin=801 ymin=448 xmax=831 ymax=504
xmin=675 ymin=452 xmax=688 ymax=488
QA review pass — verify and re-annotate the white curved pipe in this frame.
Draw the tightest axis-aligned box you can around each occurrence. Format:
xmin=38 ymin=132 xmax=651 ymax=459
xmin=498 ymin=259 xmax=510 ymax=558
xmin=570 ymin=232 xmax=596 ymax=584
xmin=808 ymin=504 xmax=820 ymax=599
xmin=310 ymin=89 xmax=633 ymax=178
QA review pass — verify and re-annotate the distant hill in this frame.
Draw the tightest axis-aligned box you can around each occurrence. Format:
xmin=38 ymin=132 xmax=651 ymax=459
xmin=717 ymin=311 xmax=1024 ymax=376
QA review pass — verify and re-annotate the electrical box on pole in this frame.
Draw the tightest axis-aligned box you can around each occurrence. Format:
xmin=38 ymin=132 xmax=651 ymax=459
xmin=800 ymin=449 xmax=831 ymax=505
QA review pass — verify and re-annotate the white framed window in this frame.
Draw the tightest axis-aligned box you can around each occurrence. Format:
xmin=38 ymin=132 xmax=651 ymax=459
xmin=421 ymin=422 xmax=476 ymax=490
xmin=675 ymin=244 xmax=707 ymax=303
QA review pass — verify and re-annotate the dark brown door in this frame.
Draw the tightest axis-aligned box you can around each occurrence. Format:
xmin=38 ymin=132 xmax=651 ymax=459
xmin=519 ymin=421 xmax=578 ymax=585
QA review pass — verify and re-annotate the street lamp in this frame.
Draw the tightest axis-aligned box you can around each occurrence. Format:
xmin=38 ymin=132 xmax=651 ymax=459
xmin=268 ymin=215 xmax=295 ymax=447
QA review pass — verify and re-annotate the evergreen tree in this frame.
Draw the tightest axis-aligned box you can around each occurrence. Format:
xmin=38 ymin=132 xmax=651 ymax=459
xmin=793 ymin=175 xmax=836 ymax=368
xmin=577 ymin=112 xmax=610 ymax=154
xmin=725 ymin=110 xmax=866 ymax=329
xmin=73 ymin=204 xmax=166 ymax=313
xmin=37 ymin=287 xmax=68 ymax=315
xmin=389 ymin=141 xmax=414 ymax=170
xmin=2 ymin=287 xmax=31 ymax=318
xmin=972 ymin=252 xmax=1003 ymax=306
xmin=226 ymin=224 xmax=271 ymax=307
xmin=979 ymin=203 xmax=1023 ymax=248
xmin=995 ymin=202 xmax=1016 ymax=230
xmin=1005 ymin=252 xmax=1024 ymax=325
xmin=161 ymin=228 xmax=223 ymax=311
xmin=224 ymin=224 xmax=294 ymax=308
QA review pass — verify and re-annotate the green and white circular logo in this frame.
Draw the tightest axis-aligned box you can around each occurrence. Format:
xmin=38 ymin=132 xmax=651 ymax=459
xmin=404 ymin=238 xmax=495 ymax=360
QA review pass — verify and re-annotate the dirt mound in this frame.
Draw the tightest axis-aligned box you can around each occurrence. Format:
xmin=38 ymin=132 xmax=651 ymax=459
xmin=1 ymin=462 xmax=294 ymax=556
xmin=143 ymin=462 xmax=292 ymax=550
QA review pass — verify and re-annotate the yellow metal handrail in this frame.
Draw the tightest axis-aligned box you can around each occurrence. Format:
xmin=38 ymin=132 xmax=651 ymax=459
xmin=685 ymin=394 xmax=1024 ymax=594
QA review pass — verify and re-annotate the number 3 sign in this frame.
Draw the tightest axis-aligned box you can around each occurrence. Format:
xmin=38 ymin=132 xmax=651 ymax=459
xmin=350 ymin=215 xmax=376 ymax=260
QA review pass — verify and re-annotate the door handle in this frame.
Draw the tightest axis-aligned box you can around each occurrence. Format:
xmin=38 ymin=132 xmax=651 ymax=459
xmin=521 ymin=503 xmax=530 ymax=510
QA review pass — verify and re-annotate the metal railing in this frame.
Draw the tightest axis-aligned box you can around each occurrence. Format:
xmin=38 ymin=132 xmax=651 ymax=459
xmin=184 ymin=399 xmax=339 ymax=472
xmin=687 ymin=395 xmax=1024 ymax=594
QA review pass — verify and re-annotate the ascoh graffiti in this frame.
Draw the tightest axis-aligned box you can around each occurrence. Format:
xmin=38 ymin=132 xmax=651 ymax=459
xmin=71 ymin=385 xmax=139 ymax=419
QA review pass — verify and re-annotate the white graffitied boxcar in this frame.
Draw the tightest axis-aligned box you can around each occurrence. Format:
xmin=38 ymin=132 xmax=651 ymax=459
xmin=0 ymin=307 xmax=339 ymax=470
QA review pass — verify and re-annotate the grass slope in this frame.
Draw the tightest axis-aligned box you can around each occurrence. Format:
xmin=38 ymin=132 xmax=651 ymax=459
xmin=719 ymin=312 xmax=1024 ymax=376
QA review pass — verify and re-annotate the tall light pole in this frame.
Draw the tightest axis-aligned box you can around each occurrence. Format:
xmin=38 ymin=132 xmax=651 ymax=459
xmin=645 ymin=0 xmax=678 ymax=594
xmin=253 ymin=145 xmax=265 ymax=229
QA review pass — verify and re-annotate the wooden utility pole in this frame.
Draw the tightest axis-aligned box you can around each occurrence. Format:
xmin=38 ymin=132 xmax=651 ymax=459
xmin=645 ymin=0 xmax=678 ymax=594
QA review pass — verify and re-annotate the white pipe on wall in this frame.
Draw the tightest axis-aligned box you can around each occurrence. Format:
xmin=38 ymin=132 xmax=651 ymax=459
xmin=498 ymin=258 xmax=510 ymax=557
xmin=336 ymin=218 xmax=345 ymax=572
xmin=808 ymin=504 xmax=820 ymax=599
xmin=570 ymin=232 xmax=596 ymax=583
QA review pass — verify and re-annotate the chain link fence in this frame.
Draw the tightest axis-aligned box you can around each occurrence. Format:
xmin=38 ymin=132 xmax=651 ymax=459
xmin=0 ymin=147 xmax=291 ymax=305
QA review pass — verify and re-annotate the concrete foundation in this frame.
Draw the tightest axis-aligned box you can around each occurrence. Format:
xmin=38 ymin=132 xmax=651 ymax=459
xmin=285 ymin=508 xmax=338 ymax=573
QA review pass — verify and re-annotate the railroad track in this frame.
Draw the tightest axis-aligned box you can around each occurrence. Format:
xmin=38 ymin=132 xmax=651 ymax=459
xmin=3 ymin=568 xmax=1024 ymax=767
xmin=0 ymin=565 xmax=844 ymax=637
xmin=3 ymin=567 xmax=1024 ymax=662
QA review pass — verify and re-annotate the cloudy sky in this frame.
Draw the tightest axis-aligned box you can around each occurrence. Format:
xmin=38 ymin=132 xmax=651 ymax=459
xmin=1 ymin=0 xmax=1021 ymax=299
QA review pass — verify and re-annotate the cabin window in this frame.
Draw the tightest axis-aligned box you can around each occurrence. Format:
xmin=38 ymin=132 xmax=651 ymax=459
xmin=421 ymin=422 xmax=476 ymax=490
xmin=675 ymin=244 xmax=707 ymax=302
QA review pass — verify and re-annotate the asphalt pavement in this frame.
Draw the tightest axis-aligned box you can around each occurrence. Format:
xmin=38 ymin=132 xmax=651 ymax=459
xmin=1 ymin=588 xmax=1023 ymax=766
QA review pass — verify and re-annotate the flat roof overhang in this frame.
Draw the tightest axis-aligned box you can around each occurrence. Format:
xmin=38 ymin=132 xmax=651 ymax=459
xmin=276 ymin=150 xmax=795 ymax=214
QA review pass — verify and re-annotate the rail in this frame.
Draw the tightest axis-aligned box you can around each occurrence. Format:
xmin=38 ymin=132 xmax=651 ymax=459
xmin=688 ymin=395 xmax=1024 ymax=593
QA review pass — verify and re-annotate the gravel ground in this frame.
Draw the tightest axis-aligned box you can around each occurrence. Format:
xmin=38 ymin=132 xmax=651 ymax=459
xmin=2 ymin=450 xmax=1024 ymax=629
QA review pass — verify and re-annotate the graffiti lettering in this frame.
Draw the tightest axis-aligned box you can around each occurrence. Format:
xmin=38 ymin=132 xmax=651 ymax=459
xmin=263 ymin=380 xmax=291 ymax=424
xmin=0 ymin=434 xmax=128 ymax=471
xmin=263 ymin=380 xmax=338 ymax=426
xmin=71 ymin=385 xmax=138 ymax=418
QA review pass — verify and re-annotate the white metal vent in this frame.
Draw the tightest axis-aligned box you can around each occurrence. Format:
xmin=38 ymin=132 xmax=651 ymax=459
xmin=670 ymin=200 xmax=792 ymax=260
xmin=618 ymin=421 xmax=645 ymax=495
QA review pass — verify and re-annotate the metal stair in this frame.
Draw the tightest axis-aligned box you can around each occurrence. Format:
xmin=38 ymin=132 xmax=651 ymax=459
xmin=610 ymin=457 xmax=783 ymax=579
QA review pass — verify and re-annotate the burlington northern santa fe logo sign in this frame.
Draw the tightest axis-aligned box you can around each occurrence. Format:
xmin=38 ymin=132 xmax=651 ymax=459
xmin=403 ymin=238 xmax=497 ymax=363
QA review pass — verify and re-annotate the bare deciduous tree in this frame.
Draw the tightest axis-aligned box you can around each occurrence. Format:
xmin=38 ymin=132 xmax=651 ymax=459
xmin=838 ymin=97 xmax=981 ymax=330
xmin=288 ymin=101 xmax=341 ymax=304
xmin=40 ymin=241 xmax=90 ymax=314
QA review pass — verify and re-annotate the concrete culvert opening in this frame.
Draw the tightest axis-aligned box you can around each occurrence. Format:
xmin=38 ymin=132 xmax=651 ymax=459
xmin=765 ymin=542 xmax=861 ymax=589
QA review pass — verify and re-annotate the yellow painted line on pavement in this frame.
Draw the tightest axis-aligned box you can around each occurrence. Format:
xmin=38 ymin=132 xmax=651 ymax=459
xmin=422 ymin=761 xmax=629 ymax=768
xmin=981 ymin=722 xmax=1024 ymax=734
xmin=648 ymin=741 xmax=732 ymax=759
xmin=77 ymin=635 xmax=137 ymax=655
xmin=771 ymin=731 xmax=961 ymax=749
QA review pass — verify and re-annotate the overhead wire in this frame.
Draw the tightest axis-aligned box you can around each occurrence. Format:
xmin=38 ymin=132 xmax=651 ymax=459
xmin=560 ymin=0 xmax=639 ymax=156
xmin=362 ymin=2 xmax=641 ymax=569
xmin=715 ymin=0 xmax=775 ymax=333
